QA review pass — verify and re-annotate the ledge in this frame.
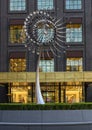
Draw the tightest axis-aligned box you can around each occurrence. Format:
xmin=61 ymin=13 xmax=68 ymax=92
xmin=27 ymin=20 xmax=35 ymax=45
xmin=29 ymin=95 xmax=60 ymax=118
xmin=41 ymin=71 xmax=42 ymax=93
xmin=0 ymin=110 xmax=92 ymax=130
xmin=0 ymin=71 xmax=92 ymax=82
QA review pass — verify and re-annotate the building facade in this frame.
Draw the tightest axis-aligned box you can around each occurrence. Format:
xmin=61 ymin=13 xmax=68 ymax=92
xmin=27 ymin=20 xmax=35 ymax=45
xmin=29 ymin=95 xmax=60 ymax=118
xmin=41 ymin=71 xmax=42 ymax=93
xmin=0 ymin=0 xmax=92 ymax=103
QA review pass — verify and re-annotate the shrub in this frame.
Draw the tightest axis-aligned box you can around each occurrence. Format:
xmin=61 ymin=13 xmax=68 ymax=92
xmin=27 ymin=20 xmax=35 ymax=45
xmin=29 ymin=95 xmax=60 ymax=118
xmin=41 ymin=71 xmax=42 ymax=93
xmin=0 ymin=103 xmax=92 ymax=110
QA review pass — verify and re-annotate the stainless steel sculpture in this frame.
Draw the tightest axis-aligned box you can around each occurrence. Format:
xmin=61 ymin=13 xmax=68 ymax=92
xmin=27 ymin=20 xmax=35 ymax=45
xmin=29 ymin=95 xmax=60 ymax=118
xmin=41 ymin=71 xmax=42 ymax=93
xmin=24 ymin=11 xmax=66 ymax=104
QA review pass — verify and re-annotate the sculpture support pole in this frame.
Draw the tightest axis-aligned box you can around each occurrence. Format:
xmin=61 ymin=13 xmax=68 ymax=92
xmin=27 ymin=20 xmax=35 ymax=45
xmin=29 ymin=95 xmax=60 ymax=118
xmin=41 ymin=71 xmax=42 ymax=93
xmin=24 ymin=11 xmax=66 ymax=104
xmin=35 ymin=51 xmax=45 ymax=104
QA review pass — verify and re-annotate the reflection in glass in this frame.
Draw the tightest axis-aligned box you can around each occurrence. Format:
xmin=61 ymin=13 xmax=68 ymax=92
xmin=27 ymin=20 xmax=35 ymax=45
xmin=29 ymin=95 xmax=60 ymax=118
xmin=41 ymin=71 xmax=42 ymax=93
xmin=65 ymin=82 xmax=83 ymax=103
xmin=10 ymin=82 xmax=84 ymax=103
xmin=66 ymin=58 xmax=83 ymax=71
xmin=37 ymin=0 xmax=54 ymax=10
xmin=66 ymin=24 xmax=82 ymax=42
xmin=39 ymin=59 xmax=54 ymax=72
xmin=9 ymin=58 xmax=26 ymax=72
xmin=65 ymin=0 xmax=82 ymax=9
xmin=9 ymin=25 xmax=25 ymax=44
xmin=10 ymin=0 xmax=26 ymax=11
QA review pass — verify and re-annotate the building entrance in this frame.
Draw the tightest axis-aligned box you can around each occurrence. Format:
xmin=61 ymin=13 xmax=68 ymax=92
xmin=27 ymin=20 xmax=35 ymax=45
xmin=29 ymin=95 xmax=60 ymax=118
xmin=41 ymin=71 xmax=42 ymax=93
xmin=10 ymin=82 xmax=84 ymax=103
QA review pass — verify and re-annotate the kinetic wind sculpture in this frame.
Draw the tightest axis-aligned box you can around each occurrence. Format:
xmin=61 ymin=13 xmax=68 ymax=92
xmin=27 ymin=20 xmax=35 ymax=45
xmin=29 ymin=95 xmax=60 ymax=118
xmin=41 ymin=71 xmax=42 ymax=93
xmin=24 ymin=10 xmax=66 ymax=104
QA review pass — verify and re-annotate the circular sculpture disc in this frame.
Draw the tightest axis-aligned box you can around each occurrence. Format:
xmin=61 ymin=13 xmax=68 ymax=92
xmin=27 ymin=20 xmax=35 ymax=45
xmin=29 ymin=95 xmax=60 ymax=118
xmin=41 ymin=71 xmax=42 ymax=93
xmin=24 ymin=11 xmax=56 ymax=47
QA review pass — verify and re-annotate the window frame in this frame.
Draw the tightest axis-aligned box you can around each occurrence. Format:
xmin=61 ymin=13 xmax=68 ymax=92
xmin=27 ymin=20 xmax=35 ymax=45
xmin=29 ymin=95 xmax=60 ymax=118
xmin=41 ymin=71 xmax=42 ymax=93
xmin=65 ymin=18 xmax=83 ymax=44
xmin=37 ymin=0 xmax=55 ymax=11
xmin=39 ymin=58 xmax=54 ymax=72
xmin=66 ymin=57 xmax=83 ymax=71
xmin=66 ymin=51 xmax=83 ymax=71
xmin=8 ymin=19 xmax=25 ymax=45
xmin=8 ymin=0 xmax=27 ymax=13
xmin=64 ymin=0 xmax=84 ymax=12
xmin=9 ymin=52 xmax=26 ymax=72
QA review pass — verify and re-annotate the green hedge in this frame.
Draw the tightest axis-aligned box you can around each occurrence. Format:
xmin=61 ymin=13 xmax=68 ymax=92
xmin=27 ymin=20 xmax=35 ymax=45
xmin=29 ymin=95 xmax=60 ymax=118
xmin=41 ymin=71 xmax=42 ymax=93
xmin=0 ymin=103 xmax=92 ymax=110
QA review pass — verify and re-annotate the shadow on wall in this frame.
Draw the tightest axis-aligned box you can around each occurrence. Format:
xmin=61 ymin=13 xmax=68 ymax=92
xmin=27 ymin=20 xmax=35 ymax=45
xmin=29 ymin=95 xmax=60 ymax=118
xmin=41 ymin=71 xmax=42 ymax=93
xmin=0 ymin=84 xmax=8 ymax=103
xmin=86 ymin=83 xmax=92 ymax=102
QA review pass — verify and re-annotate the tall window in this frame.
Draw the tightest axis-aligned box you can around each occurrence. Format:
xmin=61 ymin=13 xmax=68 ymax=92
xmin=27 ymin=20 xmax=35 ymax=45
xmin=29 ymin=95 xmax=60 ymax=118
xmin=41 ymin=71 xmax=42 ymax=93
xmin=11 ymin=82 xmax=33 ymax=103
xmin=65 ymin=82 xmax=83 ymax=103
xmin=9 ymin=0 xmax=26 ymax=11
xmin=66 ymin=58 xmax=83 ymax=71
xmin=9 ymin=25 xmax=25 ymax=44
xmin=9 ymin=58 xmax=26 ymax=72
xmin=39 ymin=58 xmax=54 ymax=72
xmin=37 ymin=0 xmax=54 ymax=10
xmin=65 ymin=0 xmax=82 ymax=10
xmin=66 ymin=23 xmax=82 ymax=42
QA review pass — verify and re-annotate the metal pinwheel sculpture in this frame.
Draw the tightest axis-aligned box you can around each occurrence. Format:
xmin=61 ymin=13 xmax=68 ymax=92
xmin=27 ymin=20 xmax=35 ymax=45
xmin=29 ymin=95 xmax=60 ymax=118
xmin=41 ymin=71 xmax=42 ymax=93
xmin=24 ymin=10 xmax=66 ymax=104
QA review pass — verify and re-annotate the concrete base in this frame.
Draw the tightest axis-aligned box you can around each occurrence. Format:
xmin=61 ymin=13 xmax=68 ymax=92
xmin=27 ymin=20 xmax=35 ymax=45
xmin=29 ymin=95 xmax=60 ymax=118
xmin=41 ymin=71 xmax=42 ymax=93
xmin=0 ymin=110 xmax=92 ymax=130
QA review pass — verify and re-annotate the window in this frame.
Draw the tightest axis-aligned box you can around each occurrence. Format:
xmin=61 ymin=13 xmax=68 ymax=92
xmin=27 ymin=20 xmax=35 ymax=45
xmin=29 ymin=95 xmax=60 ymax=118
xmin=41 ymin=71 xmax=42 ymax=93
xmin=41 ymin=83 xmax=57 ymax=103
xmin=39 ymin=58 xmax=54 ymax=72
xmin=36 ymin=19 xmax=55 ymax=43
xmin=65 ymin=82 xmax=83 ymax=103
xmin=66 ymin=58 xmax=83 ymax=71
xmin=11 ymin=82 xmax=33 ymax=103
xmin=37 ymin=29 xmax=54 ymax=43
xmin=9 ymin=58 xmax=26 ymax=72
xmin=66 ymin=23 xmax=82 ymax=42
xmin=37 ymin=0 xmax=54 ymax=10
xmin=9 ymin=25 xmax=25 ymax=44
xmin=65 ymin=0 xmax=82 ymax=10
xmin=9 ymin=0 xmax=26 ymax=11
